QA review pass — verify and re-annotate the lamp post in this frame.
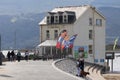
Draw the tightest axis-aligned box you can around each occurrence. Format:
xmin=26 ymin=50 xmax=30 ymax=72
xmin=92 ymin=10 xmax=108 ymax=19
xmin=14 ymin=31 xmax=16 ymax=50
xmin=0 ymin=34 xmax=2 ymax=65
xmin=0 ymin=34 xmax=1 ymax=51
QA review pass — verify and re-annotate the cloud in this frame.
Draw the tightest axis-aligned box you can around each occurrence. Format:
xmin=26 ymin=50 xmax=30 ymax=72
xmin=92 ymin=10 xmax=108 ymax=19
xmin=11 ymin=17 xmax=17 ymax=23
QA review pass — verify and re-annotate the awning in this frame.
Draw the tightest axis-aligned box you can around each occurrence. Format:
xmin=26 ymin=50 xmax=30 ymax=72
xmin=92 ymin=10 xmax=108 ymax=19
xmin=37 ymin=40 xmax=57 ymax=47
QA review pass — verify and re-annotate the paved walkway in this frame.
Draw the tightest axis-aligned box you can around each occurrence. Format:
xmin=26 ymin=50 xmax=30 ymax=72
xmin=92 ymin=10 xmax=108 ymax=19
xmin=0 ymin=60 xmax=84 ymax=80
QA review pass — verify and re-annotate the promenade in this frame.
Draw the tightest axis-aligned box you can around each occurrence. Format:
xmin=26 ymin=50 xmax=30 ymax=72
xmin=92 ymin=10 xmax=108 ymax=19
xmin=0 ymin=60 xmax=84 ymax=80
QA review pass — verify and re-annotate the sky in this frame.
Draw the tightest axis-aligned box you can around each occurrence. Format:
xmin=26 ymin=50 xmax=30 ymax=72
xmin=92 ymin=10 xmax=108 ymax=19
xmin=0 ymin=0 xmax=120 ymax=15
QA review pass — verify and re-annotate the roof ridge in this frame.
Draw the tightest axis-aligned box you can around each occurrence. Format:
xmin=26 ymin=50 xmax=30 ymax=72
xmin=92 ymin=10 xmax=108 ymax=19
xmin=55 ymin=5 xmax=92 ymax=9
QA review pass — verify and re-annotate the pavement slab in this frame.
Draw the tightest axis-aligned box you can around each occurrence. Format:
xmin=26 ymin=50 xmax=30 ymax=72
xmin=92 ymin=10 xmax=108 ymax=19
xmin=0 ymin=60 xmax=84 ymax=80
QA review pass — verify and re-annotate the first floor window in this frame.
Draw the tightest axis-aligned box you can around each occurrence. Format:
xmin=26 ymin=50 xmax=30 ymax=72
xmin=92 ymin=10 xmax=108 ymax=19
xmin=89 ymin=45 xmax=93 ymax=54
xmin=46 ymin=30 xmax=50 ymax=39
xmin=89 ymin=18 xmax=93 ymax=26
xmin=54 ymin=30 xmax=58 ymax=39
xmin=89 ymin=30 xmax=93 ymax=40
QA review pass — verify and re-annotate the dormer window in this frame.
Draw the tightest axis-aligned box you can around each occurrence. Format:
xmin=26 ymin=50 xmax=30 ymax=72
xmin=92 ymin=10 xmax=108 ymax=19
xmin=47 ymin=12 xmax=56 ymax=24
xmin=46 ymin=11 xmax=76 ymax=24
xmin=47 ymin=16 xmax=51 ymax=24
xmin=63 ymin=15 xmax=68 ymax=23
xmin=51 ymin=16 xmax=54 ymax=24
xmin=54 ymin=16 xmax=59 ymax=23
xmin=63 ymin=11 xmax=75 ymax=24
xmin=68 ymin=15 xmax=75 ymax=23
xmin=59 ymin=15 xmax=63 ymax=24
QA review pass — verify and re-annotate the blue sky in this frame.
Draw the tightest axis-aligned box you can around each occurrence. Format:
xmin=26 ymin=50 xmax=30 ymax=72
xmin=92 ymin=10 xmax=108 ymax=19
xmin=0 ymin=0 xmax=119 ymax=15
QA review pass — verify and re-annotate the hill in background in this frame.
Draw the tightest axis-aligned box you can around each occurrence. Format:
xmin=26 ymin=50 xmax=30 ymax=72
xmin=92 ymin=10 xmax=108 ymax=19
xmin=0 ymin=7 xmax=120 ymax=49
xmin=98 ymin=7 xmax=120 ymax=44
xmin=0 ymin=13 xmax=45 ymax=49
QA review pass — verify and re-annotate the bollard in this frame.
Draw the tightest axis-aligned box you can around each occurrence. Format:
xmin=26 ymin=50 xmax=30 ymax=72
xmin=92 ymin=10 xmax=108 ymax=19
xmin=0 ymin=52 xmax=2 ymax=65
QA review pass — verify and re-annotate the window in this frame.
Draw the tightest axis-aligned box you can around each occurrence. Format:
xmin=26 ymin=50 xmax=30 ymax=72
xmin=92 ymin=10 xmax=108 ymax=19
xmin=68 ymin=15 xmax=75 ymax=23
xmin=54 ymin=16 xmax=59 ymax=23
xmin=89 ymin=18 xmax=92 ymax=25
xmin=54 ymin=30 xmax=58 ymax=39
xmin=89 ymin=45 xmax=93 ymax=54
xmin=96 ymin=19 xmax=102 ymax=26
xmin=51 ymin=16 xmax=54 ymax=24
xmin=89 ymin=30 xmax=93 ymax=39
xmin=63 ymin=15 xmax=67 ymax=23
xmin=46 ymin=30 xmax=50 ymax=39
xmin=47 ymin=16 xmax=50 ymax=24
xmin=59 ymin=16 xmax=63 ymax=24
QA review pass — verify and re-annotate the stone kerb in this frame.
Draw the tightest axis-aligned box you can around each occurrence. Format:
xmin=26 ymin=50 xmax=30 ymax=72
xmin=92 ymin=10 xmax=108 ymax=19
xmin=52 ymin=58 xmax=85 ymax=80
xmin=84 ymin=63 xmax=106 ymax=80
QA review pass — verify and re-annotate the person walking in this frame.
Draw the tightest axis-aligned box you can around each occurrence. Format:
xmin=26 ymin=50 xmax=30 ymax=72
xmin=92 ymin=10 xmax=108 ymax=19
xmin=25 ymin=51 xmax=29 ymax=61
xmin=11 ymin=50 xmax=15 ymax=61
xmin=0 ymin=52 xmax=3 ymax=65
xmin=76 ymin=58 xmax=84 ymax=77
xmin=7 ymin=51 xmax=11 ymax=61
xmin=79 ymin=58 xmax=84 ymax=77
xmin=76 ymin=59 xmax=81 ymax=76
xmin=17 ymin=51 xmax=21 ymax=62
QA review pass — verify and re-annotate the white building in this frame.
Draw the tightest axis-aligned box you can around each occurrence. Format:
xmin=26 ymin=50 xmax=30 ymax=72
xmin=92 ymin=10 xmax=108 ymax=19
xmin=38 ymin=5 xmax=106 ymax=66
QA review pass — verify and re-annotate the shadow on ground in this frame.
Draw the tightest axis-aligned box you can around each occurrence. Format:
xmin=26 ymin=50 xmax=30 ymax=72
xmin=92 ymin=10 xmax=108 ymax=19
xmin=0 ymin=74 xmax=13 ymax=78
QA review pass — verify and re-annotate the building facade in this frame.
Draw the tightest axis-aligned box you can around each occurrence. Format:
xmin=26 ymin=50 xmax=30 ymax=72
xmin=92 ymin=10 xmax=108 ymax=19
xmin=38 ymin=5 xmax=106 ymax=66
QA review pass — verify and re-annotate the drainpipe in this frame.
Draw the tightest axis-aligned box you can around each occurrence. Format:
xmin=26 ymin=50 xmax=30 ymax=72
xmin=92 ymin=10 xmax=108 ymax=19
xmin=92 ymin=7 xmax=95 ymax=64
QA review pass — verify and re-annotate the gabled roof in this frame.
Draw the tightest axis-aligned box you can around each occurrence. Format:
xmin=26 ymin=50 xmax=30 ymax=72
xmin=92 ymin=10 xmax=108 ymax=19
xmin=94 ymin=8 xmax=106 ymax=20
xmin=39 ymin=5 xmax=105 ymax=25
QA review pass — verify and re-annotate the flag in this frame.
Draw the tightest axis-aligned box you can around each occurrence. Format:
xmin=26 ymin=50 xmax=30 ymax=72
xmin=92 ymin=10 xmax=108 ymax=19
xmin=61 ymin=36 xmax=69 ymax=49
xmin=113 ymin=37 xmax=119 ymax=50
xmin=69 ymin=34 xmax=77 ymax=48
xmin=61 ymin=34 xmax=77 ymax=49
xmin=56 ymin=30 xmax=67 ymax=49
xmin=56 ymin=36 xmax=64 ymax=48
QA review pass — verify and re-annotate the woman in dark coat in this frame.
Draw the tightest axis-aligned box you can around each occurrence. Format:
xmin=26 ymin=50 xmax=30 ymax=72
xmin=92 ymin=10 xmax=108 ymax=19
xmin=7 ymin=51 xmax=11 ymax=61
xmin=17 ymin=51 xmax=21 ymax=62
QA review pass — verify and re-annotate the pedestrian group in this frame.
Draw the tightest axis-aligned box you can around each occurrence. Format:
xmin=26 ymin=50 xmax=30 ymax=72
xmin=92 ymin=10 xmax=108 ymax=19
xmin=7 ymin=50 xmax=29 ymax=62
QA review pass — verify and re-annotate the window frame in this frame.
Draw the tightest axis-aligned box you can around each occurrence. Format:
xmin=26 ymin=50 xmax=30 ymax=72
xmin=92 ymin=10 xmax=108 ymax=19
xmin=96 ymin=19 xmax=102 ymax=26
xmin=54 ymin=16 xmax=59 ymax=23
xmin=54 ymin=30 xmax=58 ymax=39
xmin=89 ymin=18 xmax=93 ymax=26
xmin=47 ymin=16 xmax=51 ymax=24
xmin=89 ymin=30 xmax=93 ymax=40
xmin=46 ymin=30 xmax=50 ymax=39
xmin=63 ymin=15 xmax=68 ymax=23
xmin=89 ymin=45 xmax=93 ymax=54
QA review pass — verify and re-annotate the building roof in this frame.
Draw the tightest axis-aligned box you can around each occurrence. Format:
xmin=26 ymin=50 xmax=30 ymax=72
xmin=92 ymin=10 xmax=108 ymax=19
xmin=39 ymin=5 xmax=105 ymax=25
xmin=37 ymin=40 xmax=57 ymax=47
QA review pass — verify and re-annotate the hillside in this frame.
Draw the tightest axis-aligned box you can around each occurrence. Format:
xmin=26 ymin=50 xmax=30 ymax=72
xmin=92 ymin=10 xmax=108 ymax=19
xmin=98 ymin=7 xmax=120 ymax=44
xmin=0 ymin=7 xmax=120 ymax=49
xmin=0 ymin=13 xmax=45 ymax=49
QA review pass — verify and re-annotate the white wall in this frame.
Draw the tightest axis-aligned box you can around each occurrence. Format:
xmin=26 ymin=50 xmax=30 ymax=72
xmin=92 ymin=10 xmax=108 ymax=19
xmin=40 ymin=24 xmax=74 ymax=42
xmin=73 ymin=7 xmax=105 ymax=66
xmin=40 ymin=6 xmax=106 ymax=66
